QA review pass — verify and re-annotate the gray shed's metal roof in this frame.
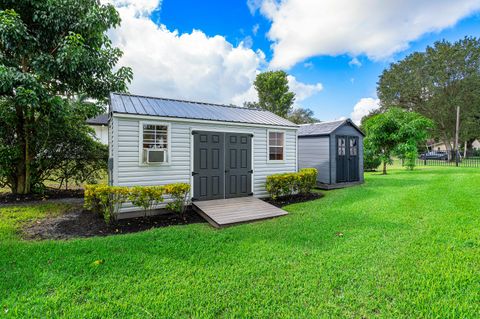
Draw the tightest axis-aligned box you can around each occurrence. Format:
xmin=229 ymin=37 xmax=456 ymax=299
xmin=298 ymin=119 xmax=364 ymax=137
xmin=110 ymin=93 xmax=297 ymax=127
xmin=86 ymin=113 xmax=108 ymax=125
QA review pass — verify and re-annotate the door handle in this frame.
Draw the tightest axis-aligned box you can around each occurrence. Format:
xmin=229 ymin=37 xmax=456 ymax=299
xmin=225 ymin=170 xmax=230 ymax=173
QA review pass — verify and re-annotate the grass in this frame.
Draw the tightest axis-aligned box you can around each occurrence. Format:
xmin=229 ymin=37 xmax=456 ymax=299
xmin=1 ymin=166 xmax=479 ymax=318
xmin=0 ymin=203 xmax=73 ymax=241
xmin=0 ymin=170 xmax=108 ymax=194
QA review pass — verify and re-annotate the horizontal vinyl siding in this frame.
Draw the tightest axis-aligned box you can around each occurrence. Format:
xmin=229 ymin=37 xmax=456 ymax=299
xmin=298 ymin=137 xmax=330 ymax=184
xmin=253 ymin=128 xmax=296 ymax=197
xmin=113 ymin=116 xmax=297 ymax=213
xmin=108 ymin=117 xmax=114 ymax=185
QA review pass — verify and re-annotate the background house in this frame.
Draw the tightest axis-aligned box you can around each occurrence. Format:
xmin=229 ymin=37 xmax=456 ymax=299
xmin=473 ymin=140 xmax=480 ymax=150
xmin=427 ymin=139 xmax=480 ymax=151
xmin=86 ymin=113 xmax=109 ymax=145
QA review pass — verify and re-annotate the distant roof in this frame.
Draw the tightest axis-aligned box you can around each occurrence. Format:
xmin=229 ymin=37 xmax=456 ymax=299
xmin=298 ymin=119 xmax=364 ymax=137
xmin=109 ymin=93 xmax=297 ymax=127
xmin=86 ymin=113 xmax=108 ymax=125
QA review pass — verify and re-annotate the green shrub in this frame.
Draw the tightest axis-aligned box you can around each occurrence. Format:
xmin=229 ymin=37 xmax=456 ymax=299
xmin=128 ymin=186 xmax=165 ymax=216
xmin=84 ymin=184 xmax=104 ymax=214
xmin=84 ymin=183 xmax=190 ymax=223
xmin=403 ymin=151 xmax=417 ymax=170
xmin=84 ymin=184 xmax=129 ymax=223
xmin=364 ymin=147 xmax=382 ymax=171
xmin=296 ymin=168 xmax=317 ymax=194
xmin=164 ymin=183 xmax=191 ymax=217
xmin=266 ymin=168 xmax=318 ymax=199
xmin=397 ymin=142 xmax=418 ymax=171
xmin=266 ymin=173 xmax=293 ymax=199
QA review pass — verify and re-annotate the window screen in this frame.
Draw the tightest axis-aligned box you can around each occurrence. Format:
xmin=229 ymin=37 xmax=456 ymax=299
xmin=142 ymin=124 xmax=168 ymax=163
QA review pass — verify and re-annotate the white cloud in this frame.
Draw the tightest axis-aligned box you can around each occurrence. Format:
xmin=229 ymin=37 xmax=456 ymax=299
xmin=348 ymin=57 xmax=362 ymax=67
xmin=252 ymin=24 xmax=260 ymax=36
xmin=351 ymin=97 xmax=380 ymax=124
xmin=106 ymin=0 xmax=323 ymax=106
xmin=105 ymin=0 xmax=160 ymax=17
xmin=231 ymin=82 xmax=259 ymax=105
xmin=233 ymin=74 xmax=323 ymax=105
xmin=247 ymin=0 xmax=263 ymax=15
xmin=287 ymin=75 xmax=323 ymax=102
xmin=242 ymin=35 xmax=254 ymax=49
xmin=303 ymin=61 xmax=313 ymax=69
xmin=255 ymin=0 xmax=480 ymax=69
xmin=107 ymin=0 xmax=264 ymax=104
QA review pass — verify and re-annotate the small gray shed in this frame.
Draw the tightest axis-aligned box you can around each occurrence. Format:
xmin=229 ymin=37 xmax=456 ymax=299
xmin=298 ymin=119 xmax=365 ymax=189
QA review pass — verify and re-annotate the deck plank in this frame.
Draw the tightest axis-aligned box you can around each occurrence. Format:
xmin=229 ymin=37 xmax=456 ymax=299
xmin=193 ymin=197 xmax=287 ymax=228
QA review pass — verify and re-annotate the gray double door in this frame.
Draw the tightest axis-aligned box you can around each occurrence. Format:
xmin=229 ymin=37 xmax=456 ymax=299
xmin=193 ymin=131 xmax=252 ymax=201
xmin=336 ymin=136 xmax=359 ymax=183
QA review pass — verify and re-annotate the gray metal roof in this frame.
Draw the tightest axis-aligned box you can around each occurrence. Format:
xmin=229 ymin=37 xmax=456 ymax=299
xmin=109 ymin=93 xmax=297 ymax=127
xmin=298 ymin=119 xmax=364 ymax=137
xmin=86 ymin=113 xmax=108 ymax=125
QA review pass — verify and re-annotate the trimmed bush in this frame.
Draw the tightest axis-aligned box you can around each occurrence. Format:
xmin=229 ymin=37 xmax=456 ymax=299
xmin=164 ymin=183 xmax=191 ymax=216
xmin=295 ymin=168 xmax=317 ymax=194
xmin=84 ymin=183 xmax=190 ymax=223
xmin=128 ymin=186 xmax=165 ymax=215
xmin=84 ymin=184 xmax=130 ymax=223
xmin=266 ymin=168 xmax=317 ymax=199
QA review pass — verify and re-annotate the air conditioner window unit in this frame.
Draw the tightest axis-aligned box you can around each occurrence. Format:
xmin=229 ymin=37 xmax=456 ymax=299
xmin=145 ymin=149 xmax=167 ymax=163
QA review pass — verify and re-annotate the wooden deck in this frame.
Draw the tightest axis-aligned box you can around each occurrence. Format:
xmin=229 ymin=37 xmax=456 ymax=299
xmin=192 ymin=197 xmax=288 ymax=228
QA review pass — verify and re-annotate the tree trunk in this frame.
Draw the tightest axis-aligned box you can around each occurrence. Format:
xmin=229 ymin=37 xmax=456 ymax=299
xmin=12 ymin=105 xmax=32 ymax=194
xmin=9 ymin=59 xmax=37 ymax=195
xmin=442 ymin=138 xmax=453 ymax=161
xmin=382 ymin=161 xmax=387 ymax=175
xmin=464 ymin=141 xmax=467 ymax=158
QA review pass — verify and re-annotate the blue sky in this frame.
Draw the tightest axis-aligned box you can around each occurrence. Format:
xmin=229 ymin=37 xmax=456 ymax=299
xmin=109 ymin=0 xmax=480 ymax=123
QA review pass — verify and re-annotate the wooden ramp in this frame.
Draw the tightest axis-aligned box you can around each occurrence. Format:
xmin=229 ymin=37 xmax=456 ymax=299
xmin=192 ymin=197 xmax=288 ymax=228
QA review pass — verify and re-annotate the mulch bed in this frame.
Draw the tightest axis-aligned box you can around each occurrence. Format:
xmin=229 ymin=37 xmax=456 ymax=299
xmin=263 ymin=192 xmax=324 ymax=208
xmin=23 ymin=207 xmax=205 ymax=240
xmin=1 ymin=188 xmax=84 ymax=204
xmin=20 ymin=192 xmax=322 ymax=240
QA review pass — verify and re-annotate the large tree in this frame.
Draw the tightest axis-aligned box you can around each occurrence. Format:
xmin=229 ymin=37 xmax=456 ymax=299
xmin=287 ymin=107 xmax=318 ymax=124
xmin=0 ymin=0 xmax=132 ymax=194
xmin=245 ymin=71 xmax=295 ymax=117
xmin=378 ymin=37 xmax=480 ymax=152
xmin=362 ymin=108 xmax=433 ymax=174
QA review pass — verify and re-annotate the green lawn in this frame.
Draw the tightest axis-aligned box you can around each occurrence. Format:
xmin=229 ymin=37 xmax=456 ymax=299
xmin=1 ymin=167 xmax=479 ymax=318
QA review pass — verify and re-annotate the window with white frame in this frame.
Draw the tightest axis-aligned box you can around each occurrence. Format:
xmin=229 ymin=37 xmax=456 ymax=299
xmin=142 ymin=124 xmax=168 ymax=163
xmin=268 ymin=131 xmax=284 ymax=161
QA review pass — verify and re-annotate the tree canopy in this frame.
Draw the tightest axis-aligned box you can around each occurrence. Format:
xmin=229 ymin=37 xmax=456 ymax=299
xmin=377 ymin=37 xmax=480 ymax=151
xmin=244 ymin=70 xmax=320 ymax=124
xmin=362 ymin=108 xmax=433 ymax=174
xmin=287 ymin=107 xmax=318 ymax=124
xmin=245 ymin=71 xmax=295 ymax=118
xmin=0 ymin=0 xmax=132 ymax=194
